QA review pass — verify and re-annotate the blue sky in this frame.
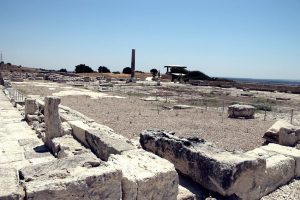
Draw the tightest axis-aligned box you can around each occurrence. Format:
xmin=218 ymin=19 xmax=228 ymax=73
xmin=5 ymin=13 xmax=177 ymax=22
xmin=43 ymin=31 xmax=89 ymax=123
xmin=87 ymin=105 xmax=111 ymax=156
xmin=0 ymin=0 xmax=299 ymax=79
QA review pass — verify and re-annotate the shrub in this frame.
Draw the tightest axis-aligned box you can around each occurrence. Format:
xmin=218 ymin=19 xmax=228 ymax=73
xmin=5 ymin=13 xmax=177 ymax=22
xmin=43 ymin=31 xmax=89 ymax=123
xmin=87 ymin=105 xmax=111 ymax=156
xmin=98 ymin=66 xmax=110 ymax=73
xmin=74 ymin=64 xmax=93 ymax=73
xmin=122 ymin=67 xmax=131 ymax=74
xmin=150 ymin=68 xmax=158 ymax=77
xmin=58 ymin=68 xmax=67 ymax=72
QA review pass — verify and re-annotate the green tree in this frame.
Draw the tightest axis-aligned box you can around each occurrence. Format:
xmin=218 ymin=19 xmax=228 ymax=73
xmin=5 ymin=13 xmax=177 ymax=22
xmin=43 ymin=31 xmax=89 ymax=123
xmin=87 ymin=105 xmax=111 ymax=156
xmin=150 ymin=68 xmax=158 ymax=77
xmin=122 ymin=67 xmax=131 ymax=74
xmin=98 ymin=66 xmax=111 ymax=73
xmin=74 ymin=64 xmax=93 ymax=73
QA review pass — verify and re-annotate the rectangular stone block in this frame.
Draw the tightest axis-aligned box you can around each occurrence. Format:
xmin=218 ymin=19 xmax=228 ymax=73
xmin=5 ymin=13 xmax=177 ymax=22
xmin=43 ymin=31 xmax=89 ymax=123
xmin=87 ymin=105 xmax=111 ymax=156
xmin=0 ymin=168 xmax=24 ymax=200
xmin=85 ymin=127 xmax=136 ymax=161
xmin=246 ymin=148 xmax=295 ymax=198
xmin=261 ymin=143 xmax=300 ymax=177
xmin=23 ymin=165 xmax=122 ymax=200
xmin=140 ymin=130 xmax=266 ymax=200
xmin=109 ymin=149 xmax=178 ymax=200
xmin=67 ymin=120 xmax=90 ymax=147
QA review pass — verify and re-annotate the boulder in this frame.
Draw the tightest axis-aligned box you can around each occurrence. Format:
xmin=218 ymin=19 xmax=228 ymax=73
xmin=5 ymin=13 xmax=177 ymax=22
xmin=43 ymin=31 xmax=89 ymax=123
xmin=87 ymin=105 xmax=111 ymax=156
xmin=228 ymin=104 xmax=255 ymax=119
xmin=263 ymin=120 xmax=300 ymax=145
xmin=109 ymin=149 xmax=178 ymax=200
xmin=140 ymin=129 xmax=265 ymax=199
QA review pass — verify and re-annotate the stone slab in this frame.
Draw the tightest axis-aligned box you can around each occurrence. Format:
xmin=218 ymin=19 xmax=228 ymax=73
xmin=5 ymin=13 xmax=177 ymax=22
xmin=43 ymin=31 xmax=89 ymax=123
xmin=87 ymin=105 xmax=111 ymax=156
xmin=109 ymin=149 xmax=178 ymax=200
xmin=140 ymin=129 xmax=265 ymax=199
xmin=261 ymin=143 xmax=300 ymax=177
xmin=0 ymin=168 xmax=24 ymax=200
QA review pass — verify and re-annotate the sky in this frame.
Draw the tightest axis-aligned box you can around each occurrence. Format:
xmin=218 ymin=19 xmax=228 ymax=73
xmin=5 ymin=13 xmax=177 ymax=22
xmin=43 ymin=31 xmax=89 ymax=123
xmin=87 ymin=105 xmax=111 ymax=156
xmin=0 ymin=0 xmax=299 ymax=79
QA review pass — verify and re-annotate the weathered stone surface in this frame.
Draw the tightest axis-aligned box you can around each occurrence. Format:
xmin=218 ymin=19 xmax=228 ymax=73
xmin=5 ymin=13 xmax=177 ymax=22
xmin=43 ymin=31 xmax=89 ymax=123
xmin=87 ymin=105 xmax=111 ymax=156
xmin=228 ymin=104 xmax=255 ymax=119
xmin=173 ymin=105 xmax=194 ymax=109
xmin=246 ymin=148 xmax=295 ymax=198
xmin=177 ymin=185 xmax=196 ymax=200
xmin=25 ymin=98 xmax=38 ymax=116
xmin=44 ymin=96 xmax=62 ymax=146
xmin=23 ymin=165 xmax=122 ymax=200
xmin=261 ymin=143 xmax=300 ymax=177
xmin=50 ymin=135 xmax=95 ymax=158
xmin=109 ymin=149 xmax=178 ymax=200
xmin=20 ymin=154 xmax=101 ymax=182
xmin=61 ymin=121 xmax=72 ymax=135
xmin=86 ymin=127 xmax=136 ymax=161
xmin=0 ymin=168 xmax=24 ymax=200
xmin=263 ymin=120 xmax=300 ymax=146
xmin=140 ymin=129 xmax=265 ymax=199
xmin=67 ymin=120 xmax=90 ymax=147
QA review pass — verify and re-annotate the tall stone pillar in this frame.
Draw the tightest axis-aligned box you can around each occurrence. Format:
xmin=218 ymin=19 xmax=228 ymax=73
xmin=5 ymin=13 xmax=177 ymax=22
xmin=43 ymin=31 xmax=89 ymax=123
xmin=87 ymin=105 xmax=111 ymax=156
xmin=131 ymin=49 xmax=135 ymax=82
xmin=44 ymin=96 xmax=62 ymax=146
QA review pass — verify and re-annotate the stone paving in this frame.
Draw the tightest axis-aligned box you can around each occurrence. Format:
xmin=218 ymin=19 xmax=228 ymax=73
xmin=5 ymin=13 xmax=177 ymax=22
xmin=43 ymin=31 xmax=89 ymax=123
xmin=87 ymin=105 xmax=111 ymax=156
xmin=0 ymin=88 xmax=55 ymax=199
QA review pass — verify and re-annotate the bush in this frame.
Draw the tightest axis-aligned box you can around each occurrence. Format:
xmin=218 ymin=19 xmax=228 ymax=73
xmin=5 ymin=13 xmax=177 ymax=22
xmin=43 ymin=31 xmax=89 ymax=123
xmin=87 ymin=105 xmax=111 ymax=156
xmin=112 ymin=71 xmax=120 ymax=74
xmin=252 ymin=104 xmax=272 ymax=111
xmin=150 ymin=68 xmax=158 ymax=76
xmin=187 ymin=71 xmax=211 ymax=80
xmin=122 ymin=67 xmax=131 ymax=74
xmin=58 ymin=68 xmax=67 ymax=72
xmin=98 ymin=66 xmax=110 ymax=73
xmin=75 ymin=64 xmax=93 ymax=73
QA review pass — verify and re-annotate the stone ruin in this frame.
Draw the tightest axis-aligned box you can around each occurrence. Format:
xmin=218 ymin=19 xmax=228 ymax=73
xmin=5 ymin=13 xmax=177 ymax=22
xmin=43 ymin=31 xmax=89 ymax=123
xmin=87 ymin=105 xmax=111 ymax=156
xmin=1 ymin=90 xmax=300 ymax=199
xmin=228 ymin=104 xmax=256 ymax=119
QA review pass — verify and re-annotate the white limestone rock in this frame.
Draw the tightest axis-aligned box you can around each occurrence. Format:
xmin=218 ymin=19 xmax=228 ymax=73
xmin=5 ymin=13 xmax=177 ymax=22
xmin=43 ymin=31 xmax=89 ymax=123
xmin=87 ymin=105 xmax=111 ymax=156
xmin=0 ymin=168 xmax=24 ymax=200
xmin=228 ymin=104 xmax=255 ymax=119
xmin=109 ymin=149 xmax=179 ymax=200
xmin=261 ymin=143 xmax=300 ymax=177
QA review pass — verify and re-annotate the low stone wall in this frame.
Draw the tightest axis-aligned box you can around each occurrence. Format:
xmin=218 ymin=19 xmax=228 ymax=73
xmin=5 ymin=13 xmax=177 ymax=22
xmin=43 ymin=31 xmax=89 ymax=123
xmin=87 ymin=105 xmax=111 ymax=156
xmin=140 ymin=129 xmax=300 ymax=199
xmin=16 ymin=96 xmax=179 ymax=200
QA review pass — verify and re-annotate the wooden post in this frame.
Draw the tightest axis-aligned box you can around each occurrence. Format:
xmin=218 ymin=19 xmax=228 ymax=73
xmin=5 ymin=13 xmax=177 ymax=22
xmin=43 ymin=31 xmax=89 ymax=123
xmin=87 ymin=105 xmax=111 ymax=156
xmin=264 ymin=110 xmax=267 ymax=121
xmin=291 ymin=109 xmax=294 ymax=124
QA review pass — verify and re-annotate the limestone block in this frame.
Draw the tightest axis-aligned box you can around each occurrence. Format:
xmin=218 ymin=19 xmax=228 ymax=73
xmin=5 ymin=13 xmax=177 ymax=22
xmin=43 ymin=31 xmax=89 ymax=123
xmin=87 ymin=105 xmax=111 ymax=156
xmin=177 ymin=186 xmax=196 ymax=200
xmin=25 ymin=98 xmax=38 ymax=116
xmin=23 ymin=165 xmax=122 ymax=200
xmin=140 ymin=129 xmax=265 ymax=200
xmin=50 ymin=135 xmax=95 ymax=158
xmin=20 ymin=154 xmax=101 ymax=181
xmin=61 ymin=121 xmax=72 ymax=135
xmin=44 ymin=96 xmax=62 ymax=146
xmin=109 ymin=149 xmax=178 ymax=200
xmin=228 ymin=104 xmax=255 ymax=119
xmin=261 ymin=143 xmax=300 ymax=177
xmin=263 ymin=120 xmax=300 ymax=145
xmin=67 ymin=120 xmax=90 ymax=147
xmin=0 ymin=168 xmax=24 ymax=200
xmin=86 ymin=127 xmax=136 ymax=161
xmin=246 ymin=148 xmax=295 ymax=198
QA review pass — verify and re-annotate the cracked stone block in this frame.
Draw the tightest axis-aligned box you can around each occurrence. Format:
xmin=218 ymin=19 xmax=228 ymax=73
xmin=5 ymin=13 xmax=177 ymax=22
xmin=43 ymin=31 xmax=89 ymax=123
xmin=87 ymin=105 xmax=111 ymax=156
xmin=85 ymin=127 xmax=136 ymax=161
xmin=109 ymin=149 xmax=178 ymax=200
xmin=0 ymin=168 xmax=24 ymax=200
xmin=261 ymin=143 xmax=300 ymax=177
xmin=23 ymin=165 xmax=122 ymax=200
xmin=50 ymin=135 xmax=95 ymax=159
xmin=140 ymin=129 xmax=266 ymax=200
xmin=246 ymin=148 xmax=295 ymax=198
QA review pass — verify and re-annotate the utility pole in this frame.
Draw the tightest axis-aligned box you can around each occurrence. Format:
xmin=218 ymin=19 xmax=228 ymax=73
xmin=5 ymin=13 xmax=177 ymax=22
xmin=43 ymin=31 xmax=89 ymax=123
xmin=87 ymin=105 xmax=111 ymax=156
xmin=0 ymin=52 xmax=3 ymax=63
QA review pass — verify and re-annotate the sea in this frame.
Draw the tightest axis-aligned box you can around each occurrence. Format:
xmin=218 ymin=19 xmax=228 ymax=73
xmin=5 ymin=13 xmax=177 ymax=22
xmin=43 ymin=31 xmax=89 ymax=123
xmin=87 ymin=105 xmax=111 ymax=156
xmin=225 ymin=77 xmax=300 ymax=86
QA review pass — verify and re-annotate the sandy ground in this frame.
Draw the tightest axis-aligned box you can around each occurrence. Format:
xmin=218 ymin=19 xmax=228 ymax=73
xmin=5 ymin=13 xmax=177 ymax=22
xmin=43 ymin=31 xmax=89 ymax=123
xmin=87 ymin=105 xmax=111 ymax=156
xmin=11 ymin=80 xmax=300 ymax=199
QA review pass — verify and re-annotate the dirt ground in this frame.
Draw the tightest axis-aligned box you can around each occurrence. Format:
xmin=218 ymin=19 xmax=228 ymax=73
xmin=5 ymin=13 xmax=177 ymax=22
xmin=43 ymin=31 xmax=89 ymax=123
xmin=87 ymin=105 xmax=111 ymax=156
xmin=13 ymin=80 xmax=298 ymax=151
